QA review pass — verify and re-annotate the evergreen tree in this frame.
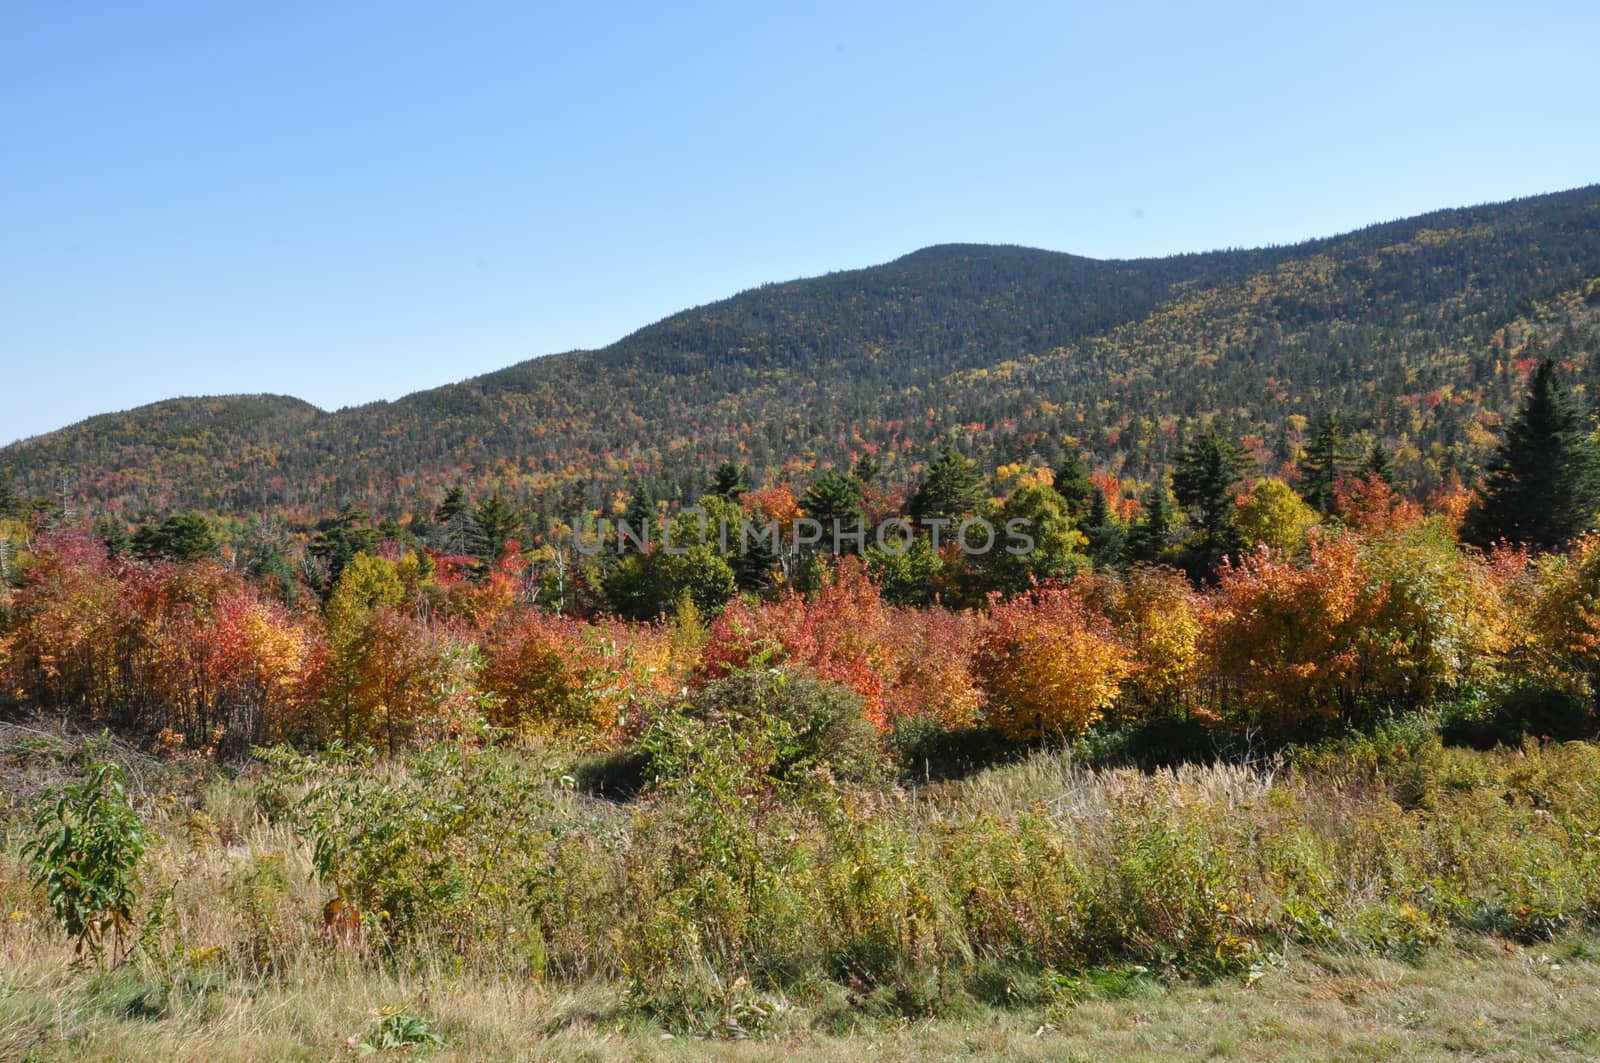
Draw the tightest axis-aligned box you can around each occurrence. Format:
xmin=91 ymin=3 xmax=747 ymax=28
xmin=95 ymin=516 xmax=131 ymax=558
xmin=1081 ymin=487 xmax=1126 ymax=569
xmin=708 ymin=460 xmax=748 ymax=500
xmin=1465 ymin=359 xmax=1599 ymax=551
xmin=850 ymin=453 xmax=883 ymax=487
xmin=1052 ymin=451 xmax=1098 ymax=521
xmin=132 ymin=512 xmax=219 ymax=563
xmin=909 ymin=447 xmax=986 ymax=523
xmin=0 ymin=469 xmax=23 ymax=520
xmin=802 ymin=470 xmax=864 ymax=552
xmin=309 ymin=507 xmax=381 ymax=588
xmin=433 ymin=487 xmax=471 ymax=554
xmin=1298 ymin=411 xmax=1357 ymax=513
xmin=1172 ymin=426 xmax=1249 ymax=575
xmin=1364 ymin=442 xmax=1395 ymax=485
xmin=620 ymin=486 xmax=659 ymax=553
xmin=1126 ymin=480 xmax=1175 ymax=566
xmin=470 ymin=492 xmax=523 ymax=563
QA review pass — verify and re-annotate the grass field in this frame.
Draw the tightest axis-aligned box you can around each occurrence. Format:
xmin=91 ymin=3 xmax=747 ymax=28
xmin=4 ymin=717 xmax=1600 ymax=1061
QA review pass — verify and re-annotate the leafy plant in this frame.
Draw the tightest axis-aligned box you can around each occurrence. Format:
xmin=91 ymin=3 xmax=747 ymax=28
xmin=24 ymin=761 xmax=148 ymax=967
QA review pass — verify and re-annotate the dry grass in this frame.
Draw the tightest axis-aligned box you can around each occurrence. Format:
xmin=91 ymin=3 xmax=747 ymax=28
xmin=4 ymin=930 xmax=1599 ymax=1060
xmin=4 ymin=723 xmax=1600 ymax=1059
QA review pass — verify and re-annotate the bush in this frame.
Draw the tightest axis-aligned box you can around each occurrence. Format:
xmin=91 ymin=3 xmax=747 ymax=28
xmin=24 ymin=761 xmax=148 ymax=967
xmin=653 ymin=667 xmax=889 ymax=791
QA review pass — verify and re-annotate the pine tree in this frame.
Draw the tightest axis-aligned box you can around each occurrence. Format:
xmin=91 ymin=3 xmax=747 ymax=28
xmin=434 ymin=487 xmax=471 ymax=554
xmin=1126 ymin=481 xmax=1175 ymax=565
xmin=1081 ymin=486 xmax=1125 ymax=569
xmin=470 ymin=492 xmax=523 ymax=563
xmin=1365 ymin=442 xmax=1395 ymax=485
xmin=1052 ymin=451 xmax=1098 ymax=520
xmin=1465 ymin=359 xmax=1599 ymax=551
xmin=1298 ymin=411 xmax=1357 ymax=513
xmin=709 ymin=461 xmax=748 ymax=500
xmin=851 ymin=453 xmax=883 ymax=487
xmin=0 ymin=469 xmax=22 ymax=520
xmin=1172 ymin=425 xmax=1249 ymax=574
xmin=909 ymin=447 xmax=986 ymax=523
xmin=802 ymin=471 xmax=864 ymax=552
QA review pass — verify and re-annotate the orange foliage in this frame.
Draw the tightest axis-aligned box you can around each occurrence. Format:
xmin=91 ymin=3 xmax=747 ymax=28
xmin=974 ymin=583 xmax=1134 ymax=739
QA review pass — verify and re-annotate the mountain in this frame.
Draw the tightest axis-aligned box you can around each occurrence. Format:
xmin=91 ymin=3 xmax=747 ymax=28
xmin=5 ymin=185 xmax=1600 ymax=524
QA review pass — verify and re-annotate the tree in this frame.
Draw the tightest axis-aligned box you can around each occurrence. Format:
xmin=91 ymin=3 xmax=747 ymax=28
xmin=470 ymin=492 xmax=523 ymax=564
xmin=801 ymin=470 xmax=864 ymax=552
xmin=1298 ymin=411 xmax=1357 ymax=514
xmin=1465 ymin=359 xmax=1599 ymax=552
xmin=0 ymin=468 xmax=24 ymax=520
xmin=1172 ymin=426 xmax=1249 ymax=575
xmin=1364 ymin=442 xmax=1395 ymax=485
xmin=309 ymin=507 xmax=381 ymax=589
xmin=1052 ymin=451 xmax=1098 ymax=521
xmin=708 ymin=461 xmax=749 ymax=500
xmin=1235 ymin=478 xmax=1319 ymax=553
xmin=1126 ymin=481 xmax=1177 ymax=566
xmin=433 ymin=487 xmax=471 ymax=554
xmin=850 ymin=453 xmax=883 ymax=487
xmin=131 ymin=512 xmax=218 ymax=563
xmin=25 ymin=762 xmax=148 ymax=967
xmin=1080 ymin=486 xmax=1126 ymax=569
xmin=909 ymin=447 xmax=986 ymax=524
xmin=979 ymin=483 xmax=1087 ymax=594
xmin=974 ymin=584 xmax=1134 ymax=739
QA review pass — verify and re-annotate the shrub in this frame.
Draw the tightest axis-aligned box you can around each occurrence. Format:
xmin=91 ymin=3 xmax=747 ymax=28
xmin=654 ymin=667 xmax=889 ymax=791
xmin=974 ymin=583 xmax=1134 ymax=740
xmin=24 ymin=761 xmax=148 ymax=967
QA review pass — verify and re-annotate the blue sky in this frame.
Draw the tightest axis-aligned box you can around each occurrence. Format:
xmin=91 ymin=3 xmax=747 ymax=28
xmin=3 ymin=1 xmax=1598 ymax=445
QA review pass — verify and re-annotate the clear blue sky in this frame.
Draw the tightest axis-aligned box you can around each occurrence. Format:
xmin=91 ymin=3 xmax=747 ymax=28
xmin=3 ymin=1 xmax=1598 ymax=445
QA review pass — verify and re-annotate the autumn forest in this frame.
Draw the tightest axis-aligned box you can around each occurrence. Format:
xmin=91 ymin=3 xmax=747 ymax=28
xmin=6 ymin=184 xmax=1600 ymax=1058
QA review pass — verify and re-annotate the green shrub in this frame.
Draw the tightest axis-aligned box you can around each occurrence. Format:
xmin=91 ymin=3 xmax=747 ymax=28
xmin=23 ymin=761 xmax=148 ymax=967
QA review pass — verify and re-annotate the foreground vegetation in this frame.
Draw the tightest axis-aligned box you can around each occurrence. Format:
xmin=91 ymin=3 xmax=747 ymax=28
xmin=4 ymin=713 xmax=1600 ymax=1058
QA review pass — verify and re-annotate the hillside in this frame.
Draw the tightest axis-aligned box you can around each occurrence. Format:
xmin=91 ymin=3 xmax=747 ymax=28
xmin=5 ymin=185 xmax=1600 ymax=522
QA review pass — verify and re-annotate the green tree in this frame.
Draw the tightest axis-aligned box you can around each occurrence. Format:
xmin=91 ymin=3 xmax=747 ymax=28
xmin=1298 ymin=411 xmax=1358 ymax=513
xmin=1052 ymin=451 xmax=1099 ymax=521
xmin=132 ymin=512 xmax=219 ymax=563
xmin=980 ymin=483 xmax=1087 ymax=594
xmin=1126 ymin=480 xmax=1177 ymax=566
xmin=433 ymin=487 xmax=471 ymax=554
xmin=0 ymin=468 xmax=24 ymax=520
xmin=470 ymin=492 xmax=523 ymax=563
xmin=1465 ymin=359 xmax=1600 ymax=551
xmin=1235 ymin=477 xmax=1319 ymax=552
xmin=851 ymin=452 xmax=883 ymax=487
xmin=708 ymin=461 xmax=749 ymax=500
xmin=1172 ymin=426 xmax=1249 ymax=575
xmin=802 ymin=470 xmax=864 ymax=552
xmin=1364 ymin=442 xmax=1395 ymax=485
xmin=909 ymin=447 xmax=986 ymax=524
xmin=309 ymin=507 xmax=381 ymax=588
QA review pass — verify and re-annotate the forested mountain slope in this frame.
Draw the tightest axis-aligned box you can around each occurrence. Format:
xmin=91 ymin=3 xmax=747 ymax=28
xmin=5 ymin=185 xmax=1599 ymax=522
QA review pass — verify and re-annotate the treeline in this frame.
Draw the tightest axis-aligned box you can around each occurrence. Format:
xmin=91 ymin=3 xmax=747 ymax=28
xmin=4 ymin=360 xmax=1600 ymax=757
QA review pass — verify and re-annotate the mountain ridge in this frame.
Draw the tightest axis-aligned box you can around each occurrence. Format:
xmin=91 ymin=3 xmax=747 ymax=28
xmin=5 ymin=184 xmax=1600 ymax=521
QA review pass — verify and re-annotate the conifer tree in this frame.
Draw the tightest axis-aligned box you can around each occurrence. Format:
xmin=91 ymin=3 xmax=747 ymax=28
xmin=1126 ymin=480 xmax=1175 ymax=565
xmin=1052 ymin=451 xmax=1098 ymax=521
xmin=708 ymin=461 xmax=748 ymax=500
xmin=909 ymin=447 xmax=986 ymax=523
xmin=1172 ymin=425 xmax=1249 ymax=575
xmin=1465 ymin=359 xmax=1599 ymax=551
xmin=1298 ymin=411 xmax=1357 ymax=513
